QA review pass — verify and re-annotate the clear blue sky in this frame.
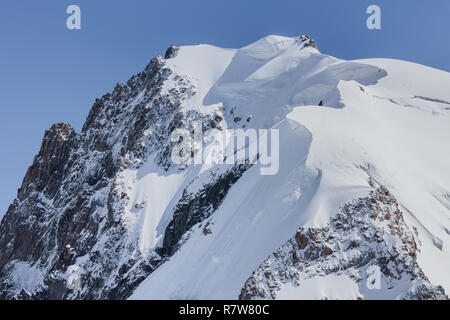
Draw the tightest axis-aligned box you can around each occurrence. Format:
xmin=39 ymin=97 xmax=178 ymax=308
xmin=0 ymin=0 xmax=449 ymax=217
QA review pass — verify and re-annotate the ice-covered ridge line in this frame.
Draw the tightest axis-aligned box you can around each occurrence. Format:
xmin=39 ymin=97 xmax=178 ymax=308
xmin=131 ymin=47 xmax=450 ymax=299
xmin=1 ymin=34 xmax=449 ymax=300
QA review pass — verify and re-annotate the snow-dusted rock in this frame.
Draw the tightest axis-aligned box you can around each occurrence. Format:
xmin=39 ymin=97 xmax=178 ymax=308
xmin=1 ymin=34 xmax=449 ymax=300
xmin=240 ymin=187 xmax=447 ymax=300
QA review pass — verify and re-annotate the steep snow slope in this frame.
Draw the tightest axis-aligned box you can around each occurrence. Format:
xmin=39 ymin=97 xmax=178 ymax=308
xmin=240 ymin=187 xmax=447 ymax=300
xmin=116 ymin=45 xmax=238 ymax=257
xmin=1 ymin=35 xmax=448 ymax=300
xmin=131 ymin=36 xmax=450 ymax=299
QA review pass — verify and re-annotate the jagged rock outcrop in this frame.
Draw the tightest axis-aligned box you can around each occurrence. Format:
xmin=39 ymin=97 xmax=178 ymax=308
xmin=164 ymin=45 xmax=178 ymax=59
xmin=19 ymin=123 xmax=76 ymax=200
xmin=297 ymin=35 xmax=318 ymax=50
xmin=0 ymin=123 xmax=76 ymax=273
xmin=0 ymin=47 xmax=241 ymax=300
xmin=162 ymin=164 xmax=249 ymax=256
xmin=1 ymin=34 xmax=449 ymax=300
xmin=239 ymin=187 xmax=448 ymax=300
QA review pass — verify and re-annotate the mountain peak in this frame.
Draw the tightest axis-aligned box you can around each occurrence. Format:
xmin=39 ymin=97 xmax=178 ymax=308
xmin=1 ymin=35 xmax=449 ymax=300
xmin=240 ymin=34 xmax=319 ymax=58
xmin=18 ymin=122 xmax=76 ymax=200
xmin=296 ymin=35 xmax=318 ymax=50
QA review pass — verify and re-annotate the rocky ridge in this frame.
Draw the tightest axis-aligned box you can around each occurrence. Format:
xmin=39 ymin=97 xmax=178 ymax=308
xmin=240 ymin=187 xmax=447 ymax=300
xmin=0 ymin=46 xmax=242 ymax=299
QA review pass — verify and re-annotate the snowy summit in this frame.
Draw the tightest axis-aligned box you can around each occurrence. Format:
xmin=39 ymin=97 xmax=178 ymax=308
xmin=0 ymin=35 xmax=449 ymax=300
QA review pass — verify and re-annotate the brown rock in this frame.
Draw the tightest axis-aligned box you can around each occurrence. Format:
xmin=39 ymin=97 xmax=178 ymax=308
xmin=295 ymin=231 xmax=309 ymax=249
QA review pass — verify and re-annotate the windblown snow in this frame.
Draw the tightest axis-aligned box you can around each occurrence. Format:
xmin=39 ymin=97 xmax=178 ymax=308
xmin=2 ymin=35 xmax=448 ymax=300
xmin=127 ymin=35 xmax=450 ymax=299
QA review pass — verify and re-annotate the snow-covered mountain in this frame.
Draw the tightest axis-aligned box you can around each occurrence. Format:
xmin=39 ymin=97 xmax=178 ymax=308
xmin=0 ymin=35 xmax=449 ymax=300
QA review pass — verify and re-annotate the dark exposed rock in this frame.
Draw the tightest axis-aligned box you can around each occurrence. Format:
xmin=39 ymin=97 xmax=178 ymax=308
xmin=0 ymin=55 xmax=168 ymax=299
xmin=20 ymin=289 xmax=32 ymax=300
xmin=161 ymin=164 xmax=249 ymax=256
xmin=298 ymin=35 xmax=318 ymax=50
xmin=165 ymin=45 xmax=179 ymax=59
xmin=0 ymin=47 xmax=248 ymax=300
xmin=295 ymin=231 xmax=309 ymax=249
xmin=19 ymin=123 xmax=76 ymax=200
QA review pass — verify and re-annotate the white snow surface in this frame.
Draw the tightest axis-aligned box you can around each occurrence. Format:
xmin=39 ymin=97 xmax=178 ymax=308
xmin=127 ymin=36 xmax=450 ymax=299
xmin=9 ymin=261 xmax=44 ymax=294
xmin=277 ymin=274 xmax=360 ymax=300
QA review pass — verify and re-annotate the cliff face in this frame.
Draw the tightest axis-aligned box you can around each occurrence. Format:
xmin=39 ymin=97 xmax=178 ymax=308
xmin=0 ymin=123 xmax=76 ymax=272
xmin=0 ymin=54 xmax=161 ymax=299
xmin=19 ymin=123 xmax=76 ymax=201
xmin=0 ymin=48 xmax=234 ymax=299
